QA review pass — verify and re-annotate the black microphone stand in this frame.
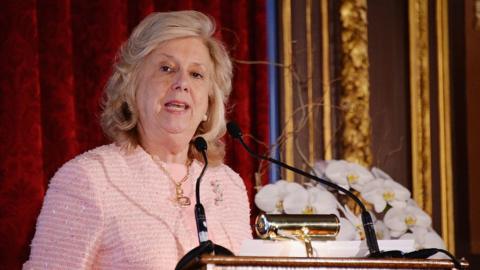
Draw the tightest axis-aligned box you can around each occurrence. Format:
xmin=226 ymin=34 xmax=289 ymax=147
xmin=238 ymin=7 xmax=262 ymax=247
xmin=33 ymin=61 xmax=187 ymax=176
xmin=175 ymin=137 xmax=233 ymax=270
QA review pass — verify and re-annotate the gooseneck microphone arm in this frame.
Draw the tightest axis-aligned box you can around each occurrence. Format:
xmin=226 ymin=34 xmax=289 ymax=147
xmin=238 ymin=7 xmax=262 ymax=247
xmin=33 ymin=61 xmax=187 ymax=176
xmin=193 ymin=137 xmax=209 ymax=243
xmin=195 ymin=143 xmax=207 ymax=205
xmin=226 ymin=122 xmax=381 ymax=257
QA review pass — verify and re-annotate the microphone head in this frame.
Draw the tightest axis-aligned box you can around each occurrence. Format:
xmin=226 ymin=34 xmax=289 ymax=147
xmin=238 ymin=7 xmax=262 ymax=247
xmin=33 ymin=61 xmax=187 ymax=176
xmin=193 ymin=137 xmax=208 ymax=151
xmin=226 ymin=122 xmax=242 ymax=139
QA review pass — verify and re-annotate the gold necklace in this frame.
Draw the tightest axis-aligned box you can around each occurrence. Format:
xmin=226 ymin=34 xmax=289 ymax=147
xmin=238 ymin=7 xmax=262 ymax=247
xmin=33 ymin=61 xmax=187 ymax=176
xmin=153 ymin=157 xmax=192 ymax=207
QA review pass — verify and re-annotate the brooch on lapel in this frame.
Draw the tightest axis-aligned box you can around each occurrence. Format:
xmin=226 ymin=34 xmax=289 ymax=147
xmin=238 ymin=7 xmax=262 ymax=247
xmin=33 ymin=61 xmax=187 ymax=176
xmin=210 ymin=179 xmax=223 ymax=206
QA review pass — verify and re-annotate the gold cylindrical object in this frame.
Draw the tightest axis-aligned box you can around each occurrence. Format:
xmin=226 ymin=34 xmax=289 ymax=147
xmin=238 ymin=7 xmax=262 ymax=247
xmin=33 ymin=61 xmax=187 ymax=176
xmin=255 ymin=214 xmax=340 ymax=240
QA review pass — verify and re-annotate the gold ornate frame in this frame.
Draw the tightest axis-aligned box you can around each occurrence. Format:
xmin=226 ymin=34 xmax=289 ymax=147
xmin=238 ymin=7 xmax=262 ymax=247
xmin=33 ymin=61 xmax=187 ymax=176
xmin=321 ymin=0 xmax=333 ymax=160
xmin=436 ymin=0 xmax=455 ymax=253
xmin=408 ymin=0 xmax=455 ymax=252
xmin=408 ymin=0 xmax=433 ymax=216
xmin=281 ymin=0 xmax=294 ymax=181
xmin=306 ymin=0 xmax=315 ymax=165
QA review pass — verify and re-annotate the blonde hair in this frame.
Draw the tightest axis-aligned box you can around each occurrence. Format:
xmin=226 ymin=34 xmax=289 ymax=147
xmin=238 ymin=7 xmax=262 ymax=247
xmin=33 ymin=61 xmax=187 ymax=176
xmin=100 ymin=11 xmax=232 ymax=165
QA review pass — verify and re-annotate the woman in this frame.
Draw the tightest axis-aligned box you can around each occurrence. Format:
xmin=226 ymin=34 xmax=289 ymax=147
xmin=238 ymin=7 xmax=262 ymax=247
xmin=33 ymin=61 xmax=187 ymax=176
xmin=24 ymin=10 xmax=252 ymax=269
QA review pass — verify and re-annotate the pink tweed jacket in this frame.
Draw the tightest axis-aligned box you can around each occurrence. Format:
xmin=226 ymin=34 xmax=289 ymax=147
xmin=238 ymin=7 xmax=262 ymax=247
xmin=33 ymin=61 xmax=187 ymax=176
xmin=23 ymin=144 xmax=252 ymax=269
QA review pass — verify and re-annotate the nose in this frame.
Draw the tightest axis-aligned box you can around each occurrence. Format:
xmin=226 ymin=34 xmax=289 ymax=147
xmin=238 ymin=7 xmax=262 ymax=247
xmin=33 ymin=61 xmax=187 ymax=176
xmin=172 ymin=71 xmax=189 ymax=92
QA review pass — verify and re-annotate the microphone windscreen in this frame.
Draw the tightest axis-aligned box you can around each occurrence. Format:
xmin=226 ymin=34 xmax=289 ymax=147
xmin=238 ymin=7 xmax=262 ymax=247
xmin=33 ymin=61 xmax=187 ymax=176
xmin=194 ymin=137 xmax=208 ymax=151
xmin=226 ymin=122 xmax=242 ymax=138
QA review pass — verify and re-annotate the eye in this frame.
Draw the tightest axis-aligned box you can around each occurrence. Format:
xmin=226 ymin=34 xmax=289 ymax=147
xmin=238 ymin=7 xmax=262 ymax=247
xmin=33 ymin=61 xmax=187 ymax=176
xmin=191 ymin=71 xmax=204 ymax=79
xmin=160 ymin=65 xmax=173 ymax=73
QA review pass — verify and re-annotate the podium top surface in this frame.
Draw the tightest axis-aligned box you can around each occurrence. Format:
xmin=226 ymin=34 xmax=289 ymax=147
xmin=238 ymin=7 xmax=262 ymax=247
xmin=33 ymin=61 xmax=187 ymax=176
xmin=198 ymin=255 xmax=469 ymax=269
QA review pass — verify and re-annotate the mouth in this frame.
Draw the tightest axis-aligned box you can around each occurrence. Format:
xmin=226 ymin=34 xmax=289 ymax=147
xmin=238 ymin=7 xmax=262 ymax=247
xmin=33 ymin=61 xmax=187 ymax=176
xmin=164 ymin=100 xmax=190 ymax=112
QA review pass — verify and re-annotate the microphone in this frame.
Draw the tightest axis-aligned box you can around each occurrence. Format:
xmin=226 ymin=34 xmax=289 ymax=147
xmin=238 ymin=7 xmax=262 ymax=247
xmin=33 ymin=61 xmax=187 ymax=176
xmin=226 ymin=122 xmax=381 ymax=257
xmin=175 ymin=137 xmax=233 ymax=270
xmin=193 ymin=137 xmax=208 ymax=243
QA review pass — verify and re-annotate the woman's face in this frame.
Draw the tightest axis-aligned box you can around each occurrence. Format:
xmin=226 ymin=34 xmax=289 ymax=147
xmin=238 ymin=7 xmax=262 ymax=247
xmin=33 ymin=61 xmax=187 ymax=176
xmin=136 ymin=37 xmax=213 ymax=146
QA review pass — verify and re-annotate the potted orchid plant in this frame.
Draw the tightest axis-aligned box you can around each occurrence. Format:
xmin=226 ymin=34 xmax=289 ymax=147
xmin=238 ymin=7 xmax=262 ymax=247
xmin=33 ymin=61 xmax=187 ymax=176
xmin=254 ymin=160 xmax=446 ymax=257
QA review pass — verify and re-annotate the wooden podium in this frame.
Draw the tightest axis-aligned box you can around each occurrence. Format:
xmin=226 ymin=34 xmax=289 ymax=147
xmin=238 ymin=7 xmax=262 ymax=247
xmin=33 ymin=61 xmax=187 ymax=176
xmin=188 ymin=255 xmax=469 ymax=269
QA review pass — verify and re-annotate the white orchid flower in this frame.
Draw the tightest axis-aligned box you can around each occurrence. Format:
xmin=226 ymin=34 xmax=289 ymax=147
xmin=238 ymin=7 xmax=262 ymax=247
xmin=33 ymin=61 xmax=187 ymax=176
xmin=406 ymin=198 xmax=420 ymax=208
xmin=255 ymin=160 xmax=443 ymax=255
xmin=271 ymin=179 xmax=290 ymax=198
xmin=325 ymin=160 xmax=374 ymax=192
xmin=254 ymin=183 xmax=282 ymax=213
xmin=361 ymin=178 xmax=411 ymax=213
xmin=400 ymin=227 xmax=447 ymax=258
xmin=336 ymin=217 xmax=358 ymax=241
xmin=283 ymin=183 xmax=308 ymax=214
xmin=371 ymin=166 xmax=394 ymax=180
xmin=254 ymin=179 xmax=293 ymax=213
xmin=283 ymin=181 xmax=305 ymax=194
xmin=374 ymin=220 xmax=391 ymax=240
xmin=337 ymin=202 xmax=365 ymax=240
xmin=307 ymin=186 xmax=340 ymax=216
xmin=384 ymin=205 xmax=432 ymax=237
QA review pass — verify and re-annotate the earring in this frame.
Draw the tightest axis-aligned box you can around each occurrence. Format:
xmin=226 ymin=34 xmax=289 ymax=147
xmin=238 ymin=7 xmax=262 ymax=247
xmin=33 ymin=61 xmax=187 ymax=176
xmin=202 ymin=114 xmax=208 ymax=121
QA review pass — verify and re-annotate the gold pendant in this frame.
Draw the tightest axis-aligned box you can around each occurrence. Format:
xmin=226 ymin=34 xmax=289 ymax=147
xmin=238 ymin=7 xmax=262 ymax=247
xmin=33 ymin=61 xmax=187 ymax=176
xmin=175 ymin=184 xmax=191 ymax=207
xmin=177 ymin=196 xmax=191 ymax=207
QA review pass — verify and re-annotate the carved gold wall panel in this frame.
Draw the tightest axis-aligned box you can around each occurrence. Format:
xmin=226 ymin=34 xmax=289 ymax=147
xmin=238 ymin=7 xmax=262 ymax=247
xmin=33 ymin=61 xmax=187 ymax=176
xmin=339 ymin=0 xmax=372 ymax=167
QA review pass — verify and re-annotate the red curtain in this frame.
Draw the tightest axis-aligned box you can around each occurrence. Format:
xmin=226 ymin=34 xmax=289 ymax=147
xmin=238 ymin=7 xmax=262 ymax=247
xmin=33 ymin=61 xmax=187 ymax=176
xmin=0 ymin=1 xmax=269 ymax=268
